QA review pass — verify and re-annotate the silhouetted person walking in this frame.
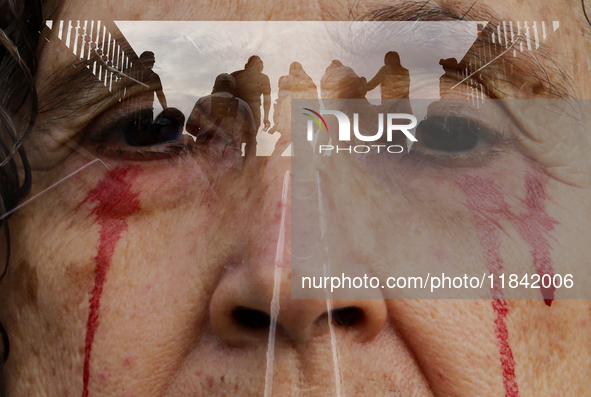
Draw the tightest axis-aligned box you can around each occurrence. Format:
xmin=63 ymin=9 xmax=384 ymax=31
xmin=366 ymin=51 xmax=412 ymax=114
xmin=187 ymin=73 xmax=256 ymax=161
xmin=115 ymin=51 xmax=186 ymax=147
xmin=321 ymin=59 xmax=368 ymax=103
xmin=270 ymin=62 xmax=318 ymax=157
xmin=319 ymin=59 xmax=379 ymax=148
xmin=231 ymin=55 xmax=272 ymax=156
xmin=121 ymin=51 xmax=167 ymax=109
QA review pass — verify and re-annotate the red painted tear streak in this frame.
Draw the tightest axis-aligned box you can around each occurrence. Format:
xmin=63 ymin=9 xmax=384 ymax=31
xmin=81 ymin=166 xmax=142 ymax=397
xmin=457 ymin=175 xmax=519 ymax=397
xmin=458 ymin=170 xmax=558 ymax=304
xmin=492 ymin=299 xmax=520 ymax=397
xmin=511 ymin=171 xmax=558 ymax=306
xmin=457 ymin=175 xmax=507 ymax=298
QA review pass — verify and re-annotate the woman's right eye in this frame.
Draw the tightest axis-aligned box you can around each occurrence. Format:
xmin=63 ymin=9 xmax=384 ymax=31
xmin=414 ymin=115 xmax=491 ymax=153
xmin=82 ymin=105 xmax=192 ymax=160
xmin=110 ymin=108 xmax=185 ymax=147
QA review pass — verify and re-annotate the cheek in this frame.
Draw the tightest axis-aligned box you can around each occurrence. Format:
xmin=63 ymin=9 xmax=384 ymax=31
xmin=132 ymin=165 xmax=214 ymax=212
xmin=456 ymin=160 xmax=557 ymax=304
xmin=385 ymin=299 xmax=514 ymax=396
xmin=29 ymin=149 xmax=233 ymax=221
xmin=78 ymin=166 xmax=144 ymax=396
xmin=315 ymin=152 xmax=560 ymax=300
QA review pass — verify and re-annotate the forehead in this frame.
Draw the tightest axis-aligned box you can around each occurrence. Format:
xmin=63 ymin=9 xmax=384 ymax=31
xmin=36 ymin=23 xmax=586 ymax=103
xmin=44 ymin=0 xmax=590 ymax=76
xmin=50 ymin=0 xmax=581 ymax=21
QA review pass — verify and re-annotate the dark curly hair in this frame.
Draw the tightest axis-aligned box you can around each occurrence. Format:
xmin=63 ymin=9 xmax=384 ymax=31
xmin=0 ymin=0 xmax=44 ymax=370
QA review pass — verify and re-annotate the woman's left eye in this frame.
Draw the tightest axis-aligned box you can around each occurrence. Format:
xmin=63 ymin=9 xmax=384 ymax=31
xmin=414 ymin=115 xmax=490 ymax=153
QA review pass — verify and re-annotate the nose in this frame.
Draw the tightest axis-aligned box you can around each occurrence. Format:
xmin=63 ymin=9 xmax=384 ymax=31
xmin=209 ymin=262 xmax=387 ymax=346
xmin=209 ymin=167 xmax=387 ymax=347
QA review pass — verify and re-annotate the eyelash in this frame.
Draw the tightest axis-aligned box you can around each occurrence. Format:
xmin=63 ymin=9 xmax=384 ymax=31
xmin=94 ymin=142 xmax=192 ymax=162
xmin=404 ymin=146 xmax=504 ymax=168
xmin=82 ymin=105 xmax=195 ymax=161
xmin=403 ymin=117 xmax=517 ymax=168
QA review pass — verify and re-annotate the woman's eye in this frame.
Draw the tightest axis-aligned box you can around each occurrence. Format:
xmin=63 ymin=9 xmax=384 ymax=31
xmin=80 ymin=104 xmax=195 ymax=162
xmin=414 ymin=115 xmax=490 ymax=153
xmin=118 ymin=108 xmax=186 ymax=147
xmin=88 ymin=107 xmax=186 ymax=148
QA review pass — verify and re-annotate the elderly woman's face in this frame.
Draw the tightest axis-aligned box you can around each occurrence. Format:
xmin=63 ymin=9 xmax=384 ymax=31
xmin=1 ymin=0 xmax=591 ymax=396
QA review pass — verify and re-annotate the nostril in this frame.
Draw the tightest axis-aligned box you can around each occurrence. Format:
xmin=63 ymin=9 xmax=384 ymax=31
xmin=331 ymin=306 xmax=364 ymax=327
xmin=232 ymin=306 xmax=271 ymax=329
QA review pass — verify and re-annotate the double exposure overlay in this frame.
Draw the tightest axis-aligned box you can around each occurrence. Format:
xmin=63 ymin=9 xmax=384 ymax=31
xmin=0 ymin=4 xmax=590 ymax=396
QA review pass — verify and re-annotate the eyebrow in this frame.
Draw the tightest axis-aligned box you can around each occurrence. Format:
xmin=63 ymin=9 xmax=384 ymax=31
xmin=38 ymin=56 xmax=122 ymax=117
xmin=358 ymin=1 xmax=575 ymax=99
xmin=37 ymin=21 xmax=146 ymax=120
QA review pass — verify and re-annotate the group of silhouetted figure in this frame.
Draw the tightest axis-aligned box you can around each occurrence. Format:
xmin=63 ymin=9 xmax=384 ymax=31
xmin=116 ymin=54 xmax=271 ymax=163
xmin=111 ymin=49 xmax=461 ymax=166
xmin=186 ymin=56 xmax=271 ymax=160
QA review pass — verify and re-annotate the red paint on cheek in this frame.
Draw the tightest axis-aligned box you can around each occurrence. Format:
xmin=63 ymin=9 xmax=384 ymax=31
xmin=456 ymin=176 xmax=509 ymax=298
xmin=457 ymin=175 xmax=519 ymax=397
xmin=458 ymin=169 xmax=558 ymax=304
xmin=510 ymin=171 xmax=558 ymax=306
xmin=492 ymin=299 xmax=520 ymax=397
xmin=80 ymin=166 xmax=142 ymax=397
xmin=458 ymin=168 xmax=559 ymax=395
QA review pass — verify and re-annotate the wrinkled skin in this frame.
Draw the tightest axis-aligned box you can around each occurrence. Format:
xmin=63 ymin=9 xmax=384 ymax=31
xmin=1 ymin=0 xmax=591 ymax=396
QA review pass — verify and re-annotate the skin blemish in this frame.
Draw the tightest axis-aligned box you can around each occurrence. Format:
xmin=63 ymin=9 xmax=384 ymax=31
xmin=98 ymin=370 xmax=109 ymax=383
xmin=123 ymin=356 xmax=134 ymax=367
xmin=13 ymin=260 xmax=39 ymax=308
xmin=80 ymin=166 xmax=142 ymax=397
xmin=531 ymin=84 xmax=546 ymax=95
